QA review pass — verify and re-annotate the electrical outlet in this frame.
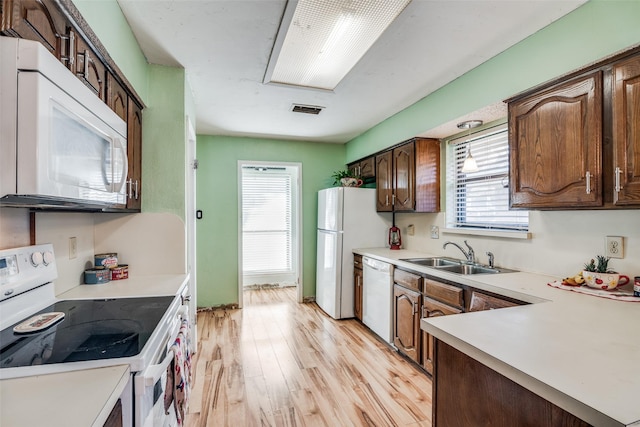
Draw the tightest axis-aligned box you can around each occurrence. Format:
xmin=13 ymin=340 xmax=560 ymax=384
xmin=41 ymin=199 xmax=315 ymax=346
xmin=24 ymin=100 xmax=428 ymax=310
xmin=430 ymin=226 xmax=439 ymax=239
xmin=407 ymin=224 xmax=415 ymax=236
xmin=69 ymin=237 xmax=77 ymax=259
xmin=605 ymin=236 xmax=623 ymax=259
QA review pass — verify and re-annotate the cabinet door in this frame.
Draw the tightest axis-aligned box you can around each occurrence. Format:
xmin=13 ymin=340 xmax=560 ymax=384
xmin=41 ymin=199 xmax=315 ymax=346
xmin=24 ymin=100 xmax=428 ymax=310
xmin=348 ymin=162 xmax=359 ymax=179
xmin=393 ymin=284 xmax=421 ymax=363
xmin=435 ymin=340 xmax=591 ymax=427
xmin=415 ymin=138 xmax=440 ymax=212
xmin=359 ymin=156 xmax=375 ymax=179
xmin=509 ymin=72 xmax=602 ymax=208
xmin=103 ymin=398 xmax=123 ymax=427
xmin=422 ymin=297 xmax=462 ymax=375
xmin=393 ymin=141 xmax=415 ymax=211
xmin=376 ymin=151 xmax=393 ymax=212
xmin=75 ymin=37 xmax=106 ymax=100
xmin=468 ymin=291 xmax=519 ymax=312
xmin=613 ymin=54 xmax=640 ymax=205
xmin=107 ymin=72 xmax=128 ymax=122
xmin=347 ymin=157 xmax=375 ymax=179
xmin=1 ymin=0 xmax=69 ymax=60
xmin=354 ymin=266 xmax=363 ymax=321
xmin=127 ymin=98 xmax=143 ymax=211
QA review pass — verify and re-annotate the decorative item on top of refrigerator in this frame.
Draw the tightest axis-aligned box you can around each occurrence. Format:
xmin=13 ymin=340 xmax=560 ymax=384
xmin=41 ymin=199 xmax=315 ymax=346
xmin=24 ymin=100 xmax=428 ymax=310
xmin=315 ymin=187 xmax=389 ymax=319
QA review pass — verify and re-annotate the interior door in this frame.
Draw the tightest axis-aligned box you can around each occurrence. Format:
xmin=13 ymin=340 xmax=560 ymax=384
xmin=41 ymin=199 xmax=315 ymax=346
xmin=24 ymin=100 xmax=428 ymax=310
xmin=186 ymin=118 xmax=197 ymax=344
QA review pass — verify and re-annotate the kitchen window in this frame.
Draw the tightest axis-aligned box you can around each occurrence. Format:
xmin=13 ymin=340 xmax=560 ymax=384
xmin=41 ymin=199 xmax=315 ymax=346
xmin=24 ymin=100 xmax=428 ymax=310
xmin=446 ymin=122 xmax=528 ymax=233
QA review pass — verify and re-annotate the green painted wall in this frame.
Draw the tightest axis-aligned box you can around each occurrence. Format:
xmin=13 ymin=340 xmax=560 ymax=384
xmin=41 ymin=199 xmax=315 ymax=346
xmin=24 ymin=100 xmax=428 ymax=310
xmin=73 ymin=1 xmax=189 ymax=220
xmin=72 ymin=0 xmax=149 ymax=103
xmin=346 ymin=0 xmax=640 ymax=162
xmin=196 ymin=136 xmax=345 ymax=306
xmin=142 ymin=65 xmax=187 ymax=220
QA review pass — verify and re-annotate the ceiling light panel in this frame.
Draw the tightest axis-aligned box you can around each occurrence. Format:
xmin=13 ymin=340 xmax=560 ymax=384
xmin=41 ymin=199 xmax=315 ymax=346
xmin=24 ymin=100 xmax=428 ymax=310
xmin=267 ymin=0 xmax=411 ymax=91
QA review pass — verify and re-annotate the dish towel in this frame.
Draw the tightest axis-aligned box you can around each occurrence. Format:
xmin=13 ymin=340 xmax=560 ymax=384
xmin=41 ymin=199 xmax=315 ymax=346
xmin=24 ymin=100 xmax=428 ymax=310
xmin=164 ymin=318 xmax=192 ymax=425
xmin=547 ymin=281 xmax=640 ymax=302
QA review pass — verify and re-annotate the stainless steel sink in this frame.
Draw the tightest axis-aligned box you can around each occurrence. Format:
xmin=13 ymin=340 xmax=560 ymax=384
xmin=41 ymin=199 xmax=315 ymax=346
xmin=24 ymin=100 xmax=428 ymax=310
xmin=438 ymin=264 xmax=518 ymax=275
xmin=400 ymin=257 xmax=461 ymax=267
xmin=400 ymin=257 xmax=517 ymax=275
xmin=437 ymin=264 xmax=500 ymax=274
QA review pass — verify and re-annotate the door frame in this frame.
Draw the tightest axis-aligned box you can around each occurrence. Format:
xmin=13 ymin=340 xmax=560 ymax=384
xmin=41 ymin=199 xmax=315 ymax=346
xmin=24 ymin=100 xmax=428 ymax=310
xmin=237 ymin=160 xmax=303 ymax=307
xmin=186 ymin=117 xmax=197 ymax=345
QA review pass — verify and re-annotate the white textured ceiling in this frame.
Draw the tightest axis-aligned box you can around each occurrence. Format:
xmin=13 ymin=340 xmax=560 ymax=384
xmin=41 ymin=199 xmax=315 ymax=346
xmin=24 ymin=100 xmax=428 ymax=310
xmin=117 ymin=0 xmax=586 ymax=143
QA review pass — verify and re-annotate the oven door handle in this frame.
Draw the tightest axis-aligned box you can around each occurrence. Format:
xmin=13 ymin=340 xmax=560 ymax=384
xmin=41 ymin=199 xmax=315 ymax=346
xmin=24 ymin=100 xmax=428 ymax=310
xmin=134 ymin=347 xmax=175 ymax=393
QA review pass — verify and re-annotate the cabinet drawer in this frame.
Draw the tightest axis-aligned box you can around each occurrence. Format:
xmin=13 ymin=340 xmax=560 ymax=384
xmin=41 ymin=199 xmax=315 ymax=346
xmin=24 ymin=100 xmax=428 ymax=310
xmin=394 ymin=269 xmax=422 ymax=292
xmin=423 ymin=278 xmax=463 ymax=308
xmin=469 ymin=291 xmax=519 ymax=312
xmin=353 ymin=254 xmax=363 ymax=269
xmin=423 ymin=297 xmax=462 ymax=317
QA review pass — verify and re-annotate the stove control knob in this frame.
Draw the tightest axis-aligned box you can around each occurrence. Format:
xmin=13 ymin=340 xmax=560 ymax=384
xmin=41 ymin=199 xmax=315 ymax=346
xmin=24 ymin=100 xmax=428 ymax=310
xmin=30 ymin=251 xmax=43 ymax=267
xmin=42 ymin=251 xmax=54 ymax=266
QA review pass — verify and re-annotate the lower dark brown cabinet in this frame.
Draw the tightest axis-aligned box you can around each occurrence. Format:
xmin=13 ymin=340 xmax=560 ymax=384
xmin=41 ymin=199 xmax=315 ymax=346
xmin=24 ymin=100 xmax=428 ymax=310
xmin=354 ymin=255 xmax=363 ymax=321
xmin=393 ymin=283 xmax=421 ymax=363
xmin=433 ymin=340 xmax=591 ymax=427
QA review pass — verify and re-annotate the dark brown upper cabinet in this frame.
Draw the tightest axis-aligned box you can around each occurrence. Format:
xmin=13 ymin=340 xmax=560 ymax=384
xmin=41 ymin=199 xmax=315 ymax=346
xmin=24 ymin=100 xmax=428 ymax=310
xmin=375 ymin=138 xmax=440 ymax=213
xmin=612 ymin=54 xmax=640 ymax=205
xmin=508 ymin=46 xmax=640 ymax=210
xmin=509 ymin=72 xmax=603 ymax=209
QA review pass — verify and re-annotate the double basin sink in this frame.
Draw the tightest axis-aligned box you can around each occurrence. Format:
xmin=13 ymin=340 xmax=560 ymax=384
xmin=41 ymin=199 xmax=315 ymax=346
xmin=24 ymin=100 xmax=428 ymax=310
xmin=399 ymin=257 xmax=517 ymax=275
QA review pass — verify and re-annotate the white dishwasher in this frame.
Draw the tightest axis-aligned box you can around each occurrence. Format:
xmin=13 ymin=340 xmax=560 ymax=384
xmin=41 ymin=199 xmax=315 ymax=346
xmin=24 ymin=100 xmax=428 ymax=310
xmin=362 ymin=256 xmax=394 ymax=345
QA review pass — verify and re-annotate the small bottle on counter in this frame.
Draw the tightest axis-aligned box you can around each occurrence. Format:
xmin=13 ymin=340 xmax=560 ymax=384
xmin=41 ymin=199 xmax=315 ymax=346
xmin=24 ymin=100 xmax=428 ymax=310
xmin=634 ymin=276 xmax=640 ymax=297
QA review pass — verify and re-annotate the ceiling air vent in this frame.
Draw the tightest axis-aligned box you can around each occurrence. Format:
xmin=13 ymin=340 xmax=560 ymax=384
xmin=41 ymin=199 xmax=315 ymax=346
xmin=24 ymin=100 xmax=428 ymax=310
xmin=291 ymin=104 xmax=323 ymax=115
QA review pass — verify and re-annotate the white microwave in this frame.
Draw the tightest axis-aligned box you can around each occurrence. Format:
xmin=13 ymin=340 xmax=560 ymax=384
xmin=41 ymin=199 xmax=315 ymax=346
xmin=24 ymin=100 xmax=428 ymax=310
xmin=0 ymin=36 xmax=128 ymax=209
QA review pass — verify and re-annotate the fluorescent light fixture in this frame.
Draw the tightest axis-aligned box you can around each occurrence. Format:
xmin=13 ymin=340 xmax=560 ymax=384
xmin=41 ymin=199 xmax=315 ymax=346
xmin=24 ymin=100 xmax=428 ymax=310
xmin=265 ymin=0 xmax=411 ymax=91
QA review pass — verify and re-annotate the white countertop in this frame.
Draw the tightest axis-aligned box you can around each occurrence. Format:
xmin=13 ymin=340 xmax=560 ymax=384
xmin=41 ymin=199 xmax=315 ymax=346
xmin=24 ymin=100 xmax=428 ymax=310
xmin=1 ymin=365 xmax=130 ymax=427
xmin=1 ymin=274 xmax=189 ymax=427
xmin=355 ymin=248 xmax=640 ymax=427
xmin=58 ymin=274 xmax=189 ymax=299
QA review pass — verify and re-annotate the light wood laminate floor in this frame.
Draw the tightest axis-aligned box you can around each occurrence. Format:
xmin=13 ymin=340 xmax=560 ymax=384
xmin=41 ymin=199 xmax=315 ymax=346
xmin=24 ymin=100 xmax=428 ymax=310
xmin=186 ymin=287 xmax=432 ymax=427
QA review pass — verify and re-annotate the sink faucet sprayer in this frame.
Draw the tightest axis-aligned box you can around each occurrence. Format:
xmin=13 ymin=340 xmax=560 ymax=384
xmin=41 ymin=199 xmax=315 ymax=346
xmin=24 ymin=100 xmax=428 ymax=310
xmin=486 ymin=251 xmax=495 ymax=268
xmin=443 ymin=240 xmax=476 ymax=264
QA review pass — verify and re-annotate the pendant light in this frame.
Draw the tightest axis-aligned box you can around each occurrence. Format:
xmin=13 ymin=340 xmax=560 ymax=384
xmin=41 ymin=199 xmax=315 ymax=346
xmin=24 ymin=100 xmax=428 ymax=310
xmin=457 ymin=120 xmax=483 ymax=173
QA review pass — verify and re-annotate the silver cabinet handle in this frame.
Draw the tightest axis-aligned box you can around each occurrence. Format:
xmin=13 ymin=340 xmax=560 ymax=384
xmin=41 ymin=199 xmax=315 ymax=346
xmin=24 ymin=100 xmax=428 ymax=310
xmin=615 ymin=167 xmax=622 ymax=193
xmin=386 ymin=194 xmax=389 ymax=206
xmin=392 ymin=194 xmax=396 ymax=206
xmin=134 ymin=180 xmax=139 ymax=200
xmin=127 ymin=179 xmax=133 ymax=199
xmin=59 ymin=30 xmax=75 ymax=67
xmin=83 ymin=49 xmax=90 ymax=79
xmin=585 ymin=171 xmax=591 ymax=194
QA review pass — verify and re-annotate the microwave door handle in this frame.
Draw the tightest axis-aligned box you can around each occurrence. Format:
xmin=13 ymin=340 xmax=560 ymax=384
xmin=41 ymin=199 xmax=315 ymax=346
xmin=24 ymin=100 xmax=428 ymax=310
xmin=113 ymin=137 xmax=129 ymax=193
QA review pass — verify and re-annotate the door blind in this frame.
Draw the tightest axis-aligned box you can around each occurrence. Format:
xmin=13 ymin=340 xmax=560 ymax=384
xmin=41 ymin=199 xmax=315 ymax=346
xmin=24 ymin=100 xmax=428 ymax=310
xmin=242 ymin=168 xmax=293 ymax=274
xmin=448 ymin=125 xmax=528 ymax=231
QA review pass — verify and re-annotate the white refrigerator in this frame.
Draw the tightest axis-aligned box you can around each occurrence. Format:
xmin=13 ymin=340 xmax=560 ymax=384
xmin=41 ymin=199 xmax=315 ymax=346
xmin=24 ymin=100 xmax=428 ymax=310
xmin=316 ymin=187 xmax=389 ymax=319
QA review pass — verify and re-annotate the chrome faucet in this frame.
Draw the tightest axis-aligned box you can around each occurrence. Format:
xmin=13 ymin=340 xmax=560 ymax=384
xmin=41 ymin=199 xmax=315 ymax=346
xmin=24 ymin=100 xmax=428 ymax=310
xmin=443 ymin=240 xmax=476 ymax=264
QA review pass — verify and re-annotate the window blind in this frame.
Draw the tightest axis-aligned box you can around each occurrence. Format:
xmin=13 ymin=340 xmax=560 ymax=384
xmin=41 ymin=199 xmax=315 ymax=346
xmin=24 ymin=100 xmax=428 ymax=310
xmin=447 ymin=125 xmax=528 ymax=231
xmin=241 ymin=168 xmax=294 ymax=274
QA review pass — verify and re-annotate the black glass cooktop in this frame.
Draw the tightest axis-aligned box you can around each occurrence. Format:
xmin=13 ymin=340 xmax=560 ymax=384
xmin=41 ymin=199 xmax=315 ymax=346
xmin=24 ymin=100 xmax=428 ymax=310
xmin=0 ymin=296 xmax=174 ymax=368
